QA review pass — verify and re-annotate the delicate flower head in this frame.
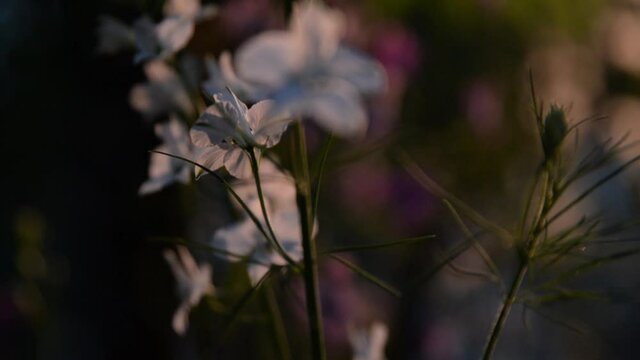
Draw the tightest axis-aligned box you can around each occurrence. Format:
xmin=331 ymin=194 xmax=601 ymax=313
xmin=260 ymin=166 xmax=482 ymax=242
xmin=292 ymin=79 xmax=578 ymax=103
xmin=163 ymin=246 xmax=214 ymax=335
xmin=219 ymin=1 xmax=386 ymax=138
xmin=129 ymin=60 xmax=194 ymax=119
xmin=139 ymin=116 xmax=193 ymax=195
xmin=348 ymin=322 xmax=389 ymax=360
xmin=190 ymin=89 xmax=291 ymax=178
xmin=212 ymin=160 xmax=304 ymax=284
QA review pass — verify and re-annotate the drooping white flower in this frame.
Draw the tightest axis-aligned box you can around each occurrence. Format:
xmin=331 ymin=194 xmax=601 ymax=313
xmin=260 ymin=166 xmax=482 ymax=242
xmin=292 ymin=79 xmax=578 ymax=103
xmin=190 ymin=89 xmax=291 ymax=178
xmin=212 ymin=160 xmax=303 ymax=285
xmin=139 ymin=116 xmax=193 ymax=195
xmin=348 ymin=322 xmax=389 ymax=360
xmin=219 ymin=1 xmax=386 ymax=138
xmin=129 ymin=60 xmax=194 ymax=119
xmin=163 ymin=245 xmax=214 ymax=335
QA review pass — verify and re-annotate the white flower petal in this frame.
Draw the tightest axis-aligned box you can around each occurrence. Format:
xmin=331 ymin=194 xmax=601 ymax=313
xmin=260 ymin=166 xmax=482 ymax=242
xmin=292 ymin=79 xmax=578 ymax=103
xmin=247 ymin=263 xmax=270 ymax=286
xmin=156 ymin=16 xmax=194 ymax=54
xmin=331 ymin=46 xmax=387 ymax=95
xmin=274 ymin=80 xmax=367 ymax=138
xmin=130 ymin=61 xmax=193 ymax=119
xmin=213 ymin=219 xmax=259 ymax=259
xmin=212 ymin=89 xmax=252 ymax=137
xmin=172 ymin=303 xmax=190 ymax=336
xmin=223 ymin=147 xmax=252 ymax=179
xmin=247 ymin=100 xmax=291 ymax=147
xmin=191 ymin=105 xmax=236 ymax=146
xmin=194 ymin=145 xmax=226 ymax=177
xmin=291 ymin=1 xmax=344 ymax=61
xmin=163 ymin=0 xmax=200 ymax=19
xmin=236 ymin=32 xmax=300 ymax=88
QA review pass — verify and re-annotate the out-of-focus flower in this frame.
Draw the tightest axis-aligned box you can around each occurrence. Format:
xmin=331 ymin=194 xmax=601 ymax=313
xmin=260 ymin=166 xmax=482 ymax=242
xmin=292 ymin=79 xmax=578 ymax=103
xmin=163 ymin=245 xmax=214 ymax=335
xmin=129 ymin=60 xmax=194 ymax=120
xmin=219 ymin=1 xmax=386 ymax=138
xmin=348 ymin=321 xmax=389 ymax=360
xmin=139 ymin=116 xmax=193 ymax=195
xmin=98 ymin=0 xmax=217 ymax=62
xmin=136 ymin=0 xmax=218 ymax=62
xmin=212 ymin=161 xmax=303 ymax=284
xmin=602 ymin=9 xmax=640 ymax=74
xmin=190 ymin=89 xmax=290 ymax=178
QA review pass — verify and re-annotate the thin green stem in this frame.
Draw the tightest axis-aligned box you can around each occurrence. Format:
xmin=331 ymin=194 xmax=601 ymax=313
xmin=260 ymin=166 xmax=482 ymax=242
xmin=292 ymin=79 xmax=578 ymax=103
xmin=247 ymin=148 xmax=300 ymax=269
xmin=312 ymin=134 xmax=333 ymax=224
xmin=481 ymin=262 xmax=529 ymax=360
xmin=293 ymin=121 xmax=326 ymax=360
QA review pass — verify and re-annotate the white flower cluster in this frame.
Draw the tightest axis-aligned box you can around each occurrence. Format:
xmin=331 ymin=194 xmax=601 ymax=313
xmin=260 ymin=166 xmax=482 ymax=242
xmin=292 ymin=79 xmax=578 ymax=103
xmin=100 ymin=0 xmax=385 ymax=338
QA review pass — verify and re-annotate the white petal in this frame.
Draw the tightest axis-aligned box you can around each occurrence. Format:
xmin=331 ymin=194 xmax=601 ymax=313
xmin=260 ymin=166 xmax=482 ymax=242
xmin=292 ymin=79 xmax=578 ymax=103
xmin=247 ymin=100 xmax=290 ymax=147
xmin=247 ymin=263 xmax=270 ymax=286
xmin=212 ymin=89 xmax=252 ymax=138
xmin=236 ymin=32 xmax=300 ymax=88
xmin=172 ymin=303 xmax=190 ymax=335
xmin=163 ymin=248 xmax=190 ymax=286
xmin=330 ymin=46 xmax=387 ymax=95
xmin=156 ymin=16 xmax=194 ymax=54
xmin=213 ymin=219 xmax=259 ymax=259
xmin=290 ymin=1 xmax=344 ymax=61
xmin=194 ymin=145 xmax=226 ymax=177
xmin=163 ymin=0 xmax=200 ymax=19
xmin=129 ymin=83 xmax=156 ymax=118
xmin=219 ymin=52 xmax=268 ymax=101
xmin=177 ymin=245 xmax=199 ymax=277
xmin=274 ymin=81 xmax=368 ymax=138
xmin=190 ymin=105 xmax=236 ymax=146
xmin=223 ymin=147 xmax=252 ymax=179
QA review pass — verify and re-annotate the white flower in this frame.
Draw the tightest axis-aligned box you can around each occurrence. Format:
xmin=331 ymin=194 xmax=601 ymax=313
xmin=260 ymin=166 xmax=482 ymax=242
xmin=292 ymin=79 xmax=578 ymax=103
xmin=212 ymin=161 xmax=303 ymax=285
xmin=220 ymin=1 xmax=386 ymax=138
xmin=139 ymin=116 xmax=193 ymax=195
xmin=190 ymin=89 xmax=291 ymax=178
xmin=98 ymin=0 xmax=217 ymax=62
xmin=129 ymin=60 xmax=194 ymax=119
xmin=163 ymin=245 xmax=214 ymax=335
xmin=348 ymin=322 xmax=389 ymax=360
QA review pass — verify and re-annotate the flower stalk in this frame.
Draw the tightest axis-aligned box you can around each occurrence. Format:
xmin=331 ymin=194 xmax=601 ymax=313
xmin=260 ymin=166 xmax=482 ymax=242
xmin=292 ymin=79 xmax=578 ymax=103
xmin=293 ymin=121 xmax=326 ymax=360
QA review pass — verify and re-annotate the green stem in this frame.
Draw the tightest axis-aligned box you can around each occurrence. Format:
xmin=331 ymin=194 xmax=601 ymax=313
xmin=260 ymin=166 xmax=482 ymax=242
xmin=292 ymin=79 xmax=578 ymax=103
xmin=293 ymin=122 xmax=326 ymax=360
xmin=247 ymin=148 xmax=300 ymax=269
xmin=481 ymin=262 xmax=529 ymax=360
xmin=482 ymin=163 xmax=550 ymax=359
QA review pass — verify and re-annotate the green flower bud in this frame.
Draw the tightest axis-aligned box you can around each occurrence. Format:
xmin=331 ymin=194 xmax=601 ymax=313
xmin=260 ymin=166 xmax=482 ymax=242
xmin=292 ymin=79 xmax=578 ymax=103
xmin=542 ymin=105 xmax=568 ymax=160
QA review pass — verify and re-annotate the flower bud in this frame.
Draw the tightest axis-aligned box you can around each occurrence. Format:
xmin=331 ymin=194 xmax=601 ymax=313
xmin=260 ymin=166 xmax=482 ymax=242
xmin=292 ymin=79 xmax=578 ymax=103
xmin=542 ymin=105 xmax=568 ymax=160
